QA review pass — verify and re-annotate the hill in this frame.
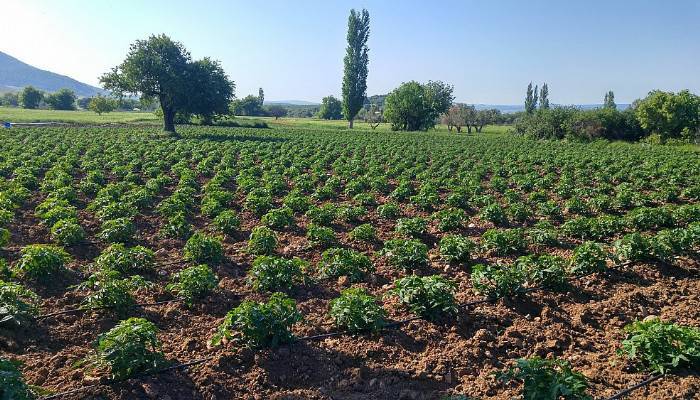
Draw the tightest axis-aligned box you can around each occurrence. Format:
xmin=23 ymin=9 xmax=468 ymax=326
xmin=0 ymin=51 xmax=104 ymax=97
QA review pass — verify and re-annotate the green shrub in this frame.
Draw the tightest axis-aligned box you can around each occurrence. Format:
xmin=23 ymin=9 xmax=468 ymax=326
xmin=480 ymin=203 xmax=507 ymax=225
xmin=244 ymin=190 xmax=273 ymax=216
xmin=526 ymin=221 xmax=559 ymax=247
xmin=0 ymin=358 xmax=36 ymax=400
xmin=213 ymin=210 xmax=240 ymax=235
xmin=336 ymin=205 xmax=366 ymax=223
xmin=78 ymin=270 xmax=150 ymax=316
xmin=167 ymin=264 xmax=218 ymax=304
xmin=306 ymin=224 xmax=336 ymax=248
xmin=619 ymin=317 xmax=700 ymax=374
xmin=395 ymin=217 xmax=427 ymax=238
xmin=211 ymin=292 xmax=302 ymax=348
xmin=50 ymin=219 xmax=85 ymax=246
xmin=261 ymin=207 xmax=295 ymax=230
xmin=99 ymin=217 xmax=136 ymax=243
xmin=349 ymin=223 xmax=377 ymax=242
xmin=515 ymin=254 xmax=568 ymax=290
xmin=439 ymin=234 xmax=475 ymax=263
xmin=247 ymin=226 xmax=277 ymax=255
xmin=0 ymin=280 xmax=39 ymax=328
xmin=569 ymin=242 xmax=607 ymax=275
xmin=93 ymin=244 xmax=154 ymax=275
xmin=13 ymin=244 xmax=69 ymax=281
xmin=87 ymin=317 xmax=165 ymax=380
xmin=0 ymin=227 xmax=10 ymax=248
xmin=388 ymin=275 xmax=457 ymax=320
xmin=305 ymin=204 xmax=337 ymax=226
xmin=433 ymin=208 xmax=467 ymax=231
xmin=329 ymin=288 xmax=386 ymax=333
xmin=377 ymin=203 xmax=401 ymax=219
xmin=184 ymin=232 xmax=224 ymax=264
xmin=283 ymin=192 xmax=311 ymax=213
xmin=471 ymin=263 xmax=526 ymax=299
xmin=381 ymin=239 xmax=429 ymax=270
xmin=248 ymin=255 xmax=306 ymax=292
xmin=318 ymin=248 xmax=373 ymax=282
xmin=160 ymin=213 xmax=192 ymax=239
xmin=498 ymin=357 xmax=591 ymax=400
xmin=614 ymin=233 xmax=652 ymax=262
xmin=481 ymin=228 xmax=527 ymax=256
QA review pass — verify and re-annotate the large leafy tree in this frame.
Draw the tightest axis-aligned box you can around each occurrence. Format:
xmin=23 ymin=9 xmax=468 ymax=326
xmin=634 ymin=90 xmax=700 ymax=140
xmin=231 ymin=95 xmax=265 ymax=116
xmin=341 ymin=9 xmax=370 ymax=129
xmin=45 ymin=88 xmax=77 ymax=110
xmin=318 ymin=96 xmax=343 ymax=120
xmin=384 ymin=80 xmax=453 ymax=131
xmin=101 ymin=34 xmax=233 ymax=133
xmin=18 ymin=86 xmax=43 ymax=109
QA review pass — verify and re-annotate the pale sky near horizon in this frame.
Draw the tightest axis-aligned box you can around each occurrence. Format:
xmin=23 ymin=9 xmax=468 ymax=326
xmin=2 ymin=0 xmax=699 ymax=104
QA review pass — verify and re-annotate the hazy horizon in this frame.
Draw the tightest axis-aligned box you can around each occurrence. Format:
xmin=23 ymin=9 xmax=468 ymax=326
xmin=2 ymin=0 xmax=699 ymax=104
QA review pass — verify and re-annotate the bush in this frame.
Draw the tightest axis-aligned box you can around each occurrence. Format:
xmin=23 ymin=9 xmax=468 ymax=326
xmin=0 ymin=280 xmax=39 ymax=328
xmin=515 ymin=254 xmax=568 ymax=290
xmin=283 ymin=192 xmax=311 ymax=213
xmin=480 ymin=203 xmax=507 ymax=225
xmin=349 ymin=223 xmax=377 ymax=242
xmin=329 ymin=288 xmax=386 ymax=333
xmin=388 ymin=275 xmax=457 ymax=320
xmin=50 ymin=219 xmax=85 ymax=246
xmin=433 ymin=208 xmax=467 ymax=231
xmin=87 ymin=317 xmax=165 ymax=379
xmin=305 ymin=204 xmax=337 ymax=226
xmin=211 ymin=292 xmax=302 ymax=348
xmin=498 ymin=357 xmax=591 ymax=400
xmin=13 ymin=244 xmax=69 ymax=281
xmin=184 ymin=232 xmax=224 ymax=264
xmin=0 ymin=358 xmax=36 ymax=400
xmin=160 ymin=213 xmax=192 ymax=239
xmin=439 ymin=234 xmax=475 ymax=263
xmin=93 ymin=244 xmax=155 ymax=275
xmin=318 ymin=248 xmax=373 ymax=282
xmin=481 ymin=228 xmax=527 ymax=256
xmin=167 ymin=264 xmax=218 ymax=304
xmin=248 ymin=256 xmax=306 ymax=292
xmin=78 ymin=270 xmax=150 ymax=316
xmin=471 ymin=263 xmax=526 ymax=299
xmin=377 ymin=203 xmax=401 ymax=219
xmin=569 ymin=242 xmax=608 ymax=275
xmin=619 ymin=317 xmax=700 ymax=374
xmin=213 ymin=210 xmax=241 ymax=235
xmin=306 ymin=224 xmax=336 ymax=248
xmin=381 ymin=239 xmax=429 ymax=270
xmin=395 ymin=217 xmax=427 ymax=238
xmin=526 ymin=221 xmax=559 ymax=247
xmin=247 ymin=226 xmax=277 ymax=255
xmin=614 ymin=233 xmax=652 ymax=262
xmin=99 ymin=217 xmax=136 ymax=243
xmin=336 ymin=205 xmax=366 ymax=223
xmin=261 ymin=207 xmax=295 ymax=230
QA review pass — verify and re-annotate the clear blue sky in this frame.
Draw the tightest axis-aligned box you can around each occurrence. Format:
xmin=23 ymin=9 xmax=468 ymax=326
xmin=2 ymin=0 xmax=699 ymax=104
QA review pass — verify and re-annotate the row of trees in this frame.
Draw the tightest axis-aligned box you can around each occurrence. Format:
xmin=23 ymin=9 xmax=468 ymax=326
xmin=1 ymin=86 xmax=78 ymax=110
xmin=515 ymin=87 xmax=700 ymax=142
xmin=441 ymin=105 xmax=502 ymax=133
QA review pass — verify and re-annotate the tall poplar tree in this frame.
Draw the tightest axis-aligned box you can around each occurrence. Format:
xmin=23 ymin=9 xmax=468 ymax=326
xmin=540 ymin=83 xmax=550 ymax=109
xmin=342 ymin=9 xmax=370 ymax=129
xmin=525 ymin=82 xmax=535 ymax=114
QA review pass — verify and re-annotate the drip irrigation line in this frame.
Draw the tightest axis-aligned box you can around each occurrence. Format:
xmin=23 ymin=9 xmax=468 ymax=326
xmin=600 ymin=374 xmax=663 ymax=400
xmin=37 ymin=298 xmax=184 ymax=320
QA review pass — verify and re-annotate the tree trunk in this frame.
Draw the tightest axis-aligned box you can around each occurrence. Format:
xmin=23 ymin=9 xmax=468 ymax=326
xmin=477 ymin=124 xmax=483 ymax=133
xmin=467 ymin=125 xmax=472 ymax=134
xmin=456 ymin=126 xmax=462 ymax=133
xmin=348 ymin=118 xmax=354 ymax=129
xmin=163 ymin=108 xmax=176 ymax=133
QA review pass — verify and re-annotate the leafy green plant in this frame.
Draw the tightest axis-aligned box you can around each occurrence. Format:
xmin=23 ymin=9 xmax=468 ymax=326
xmin=99 ymin=217 xmax=136 ymax=243
xmin=498 ymin=357 xmax=591 ymax=400
xmin=471 ymin=263 xmax=526 ymax=299
xmin=0 ymin=280 xmax=39 ymax=328
xmin=306 ymin=224 xmax=336 ymax=248
xmin=349 ymin=223 xmax=377 ymax=242
xmin=167 ymin=264 xmax=218 ymax=304
xmin=77 ymin=269 xmax=150 ymax=316
xmin=318 ymin=248 xmax=373 ymax=282
xmin=211 ymin=292 xmax=302 ymax=348
xmin=0 ymin=358 xmax=37 ymax=400
xmin=434 ymin=208 xmax=467 ymax=231
xmin=614 ymin=233 xmax=652 ymax=262
xmin=184 ymin=232 xmax=224 ymax=264
xmin=480 ymin=203 xmax=507 ymax=225
xmin=283 ymin=191 xmax=311 ymax=213
xmin=381 ymin=239 xmax=429 ymax=270
xmin=13 ymin=244 xmax=69 ymax=281
xmin=86 ymin=317 xmax=166 ymax=379
xmin=93 ymin=244 xmax=154 ymax=275
xmin=305 ymin=204 xmax=337 ymax=226
xmin=439 ymin=234 xmax=475 ymax=263
xmin=395 ymin=217 xmax=427 ymax=238
xmin=481 ymin=228 xmax=526 ymax=256
xmin=261 ymin=207 xmax=295 ymax=230
xmin=377 ymin=202 xmax=401 ymax=219
xmin=50 ymin=219 xmax=85 ymax=246
xmin=388 ymin=275 xmax=457 ymax=320
xmin=160 ymin=212 xmax=192 ymax=239
xmin=569 ymin=242 xmax=607 ymax=276
xmin=329 ymin=287 xmax=386 ymax=333
xmin=515 ymin=254 xmax=568 ymax=290
xmin=213 ymin=210 xmax=240 ymax=235
xmin=336 ymin=205 xmax=366 ymax=223
xmin=248 ymin=255 xmax=306 ymax=292
xmin=247 ymin=226 xmax=277 ymax=255
xmin=618 ymin=317 xmax=700 ymax=374
xmin=526 ymin=220 xmax=558 ymax=247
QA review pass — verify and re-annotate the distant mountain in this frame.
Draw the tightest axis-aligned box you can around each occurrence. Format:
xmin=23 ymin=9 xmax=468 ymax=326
xmin=0 ymin=51 xmax=104 ymax=97
xmin=265 ymin=100 xmax=319 ymax=106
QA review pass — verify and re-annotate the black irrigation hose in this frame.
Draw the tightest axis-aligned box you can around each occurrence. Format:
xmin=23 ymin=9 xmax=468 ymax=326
xmin=38 ymin=355 xmax=217 ymax=400
xmin=37 ymin=298 xmax=184 ymax=320
xmin=600 ymin=374 xmax=663 ymax=400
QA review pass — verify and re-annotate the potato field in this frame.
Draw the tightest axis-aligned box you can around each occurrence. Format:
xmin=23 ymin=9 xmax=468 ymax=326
xmin=1 ymin=126 xmax=699 ymax=400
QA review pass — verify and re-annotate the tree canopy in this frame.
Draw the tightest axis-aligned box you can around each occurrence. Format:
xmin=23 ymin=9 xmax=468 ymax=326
xmin=45 ymin=88 xmax=77 ymax=110
xmin=19 ymin=86 xmax=43 ymax=109
xmin=383 ymin=80 xmax=453 ymax=131
xmin=318 ymin=96 xmax=343 ymax=120
xmin=634 ymin=90 xmax=700 ymax=141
